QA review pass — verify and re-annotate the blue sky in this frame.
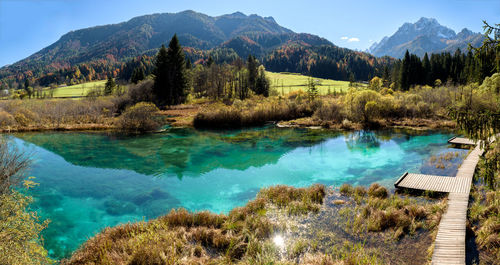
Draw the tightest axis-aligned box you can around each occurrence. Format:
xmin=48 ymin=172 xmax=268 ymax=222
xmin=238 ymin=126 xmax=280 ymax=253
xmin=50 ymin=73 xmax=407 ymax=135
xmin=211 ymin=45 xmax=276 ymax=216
xmin=0 ymin=0 xmax=499 ymax=67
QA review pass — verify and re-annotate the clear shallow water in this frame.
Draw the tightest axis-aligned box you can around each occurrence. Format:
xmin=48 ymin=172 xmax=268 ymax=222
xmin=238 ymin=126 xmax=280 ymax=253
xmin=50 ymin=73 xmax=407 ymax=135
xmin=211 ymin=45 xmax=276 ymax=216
xmin=8 ymin=127 xmax=466 ymax=259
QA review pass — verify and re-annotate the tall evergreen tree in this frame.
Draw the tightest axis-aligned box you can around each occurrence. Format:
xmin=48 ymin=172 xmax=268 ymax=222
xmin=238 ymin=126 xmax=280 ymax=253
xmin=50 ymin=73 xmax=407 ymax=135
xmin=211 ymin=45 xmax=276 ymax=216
xmin=153 ymin=34 xmax=189 ymax=107
xmin=255 ymin=66 xmax=270 ymax=97
xmin=153 ymin=45 xmax=169 ymax=106
xmin=104 ymin=76 xmax=116 ymax=95
xmin=247 ymin=55 xmax=258 ymax=94
xmin=399 ymin=50 xmax=411 ymax=90
xmin=422 ymin=53 xmax=431 ymax=85
xmin=131 ymin=67 xmax=145 ymax=84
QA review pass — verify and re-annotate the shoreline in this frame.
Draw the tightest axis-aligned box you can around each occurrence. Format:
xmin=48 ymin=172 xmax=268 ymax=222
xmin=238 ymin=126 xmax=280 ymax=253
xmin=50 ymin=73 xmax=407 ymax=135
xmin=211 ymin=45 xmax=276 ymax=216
xmin=0 ymin=110 xmax=457 ymax=134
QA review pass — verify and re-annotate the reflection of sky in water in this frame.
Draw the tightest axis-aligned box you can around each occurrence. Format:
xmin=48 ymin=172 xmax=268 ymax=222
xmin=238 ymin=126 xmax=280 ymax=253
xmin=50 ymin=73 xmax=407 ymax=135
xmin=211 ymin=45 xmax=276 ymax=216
xmin=8 ymin=128 xmax=466 ymax=259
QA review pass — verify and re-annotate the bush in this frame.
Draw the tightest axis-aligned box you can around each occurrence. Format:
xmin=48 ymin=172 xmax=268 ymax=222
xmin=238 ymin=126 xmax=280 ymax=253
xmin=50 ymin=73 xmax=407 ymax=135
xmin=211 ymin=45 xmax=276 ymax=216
xmin=193 ymin=106 xmax=242 ymax=129
xmin=345 ymin=89 xmax=382 ymax=123
xmin=193 ymin=97 xmax=317 ymax=129
xmin=0 ymin=140 xmax=52 ymax=265
xmin=0 ymin=110 xmax=16 ymax=127
xmin=0 ymin=98 xmax=115 ymax=129
xmin=117 ymin=102 xmax=162 ymax=132
xmin=113 ymin=80 xmax=155 ymax=114
xmin=314 ymin=99 xmax=346 ymax=122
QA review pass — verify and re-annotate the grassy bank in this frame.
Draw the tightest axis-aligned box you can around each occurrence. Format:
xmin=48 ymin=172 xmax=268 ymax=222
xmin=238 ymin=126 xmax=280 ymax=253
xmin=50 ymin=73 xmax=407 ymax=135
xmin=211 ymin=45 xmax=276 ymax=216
xmin=3 ymin=72 xmax=498 ymax=133
xmin=192 ymin=84 xmax=462 ymax=130
xmin=63 ymin=184 xmax=327 ymax=264
xmin=61 ymin=182 xmax=448 ymax=264
xmin=0 ymin=98 xmax=164 ymax=133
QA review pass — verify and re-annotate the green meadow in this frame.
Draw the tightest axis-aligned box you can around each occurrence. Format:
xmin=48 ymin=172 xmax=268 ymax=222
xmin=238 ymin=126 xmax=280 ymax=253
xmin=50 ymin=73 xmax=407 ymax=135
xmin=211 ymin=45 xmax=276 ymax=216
xmin=46 ymin=72 xmax=360 ymax=99
xmin=266 ymin=71 xmax=365 ymax=95
xmin=51 ymin=80 xmax=106 ymax=98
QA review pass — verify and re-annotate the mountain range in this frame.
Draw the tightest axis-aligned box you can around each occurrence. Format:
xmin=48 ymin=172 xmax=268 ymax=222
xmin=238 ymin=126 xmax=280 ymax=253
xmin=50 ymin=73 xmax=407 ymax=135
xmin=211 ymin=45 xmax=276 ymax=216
xmin=0 ymin=11 xmax=485 ymax=87
xmin=0 ymin=10 xmax=383 ymax=86
xmin=4 ymin=10 xmax=332 ymax=71
xmin=369 ymin=17 xmax=484 ymax=58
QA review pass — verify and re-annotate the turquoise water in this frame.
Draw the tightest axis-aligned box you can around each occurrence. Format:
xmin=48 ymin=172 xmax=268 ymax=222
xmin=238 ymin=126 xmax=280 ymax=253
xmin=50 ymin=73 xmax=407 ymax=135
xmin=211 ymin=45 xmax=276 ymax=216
xmin=8 ymin=127 xmax=466 ymax=259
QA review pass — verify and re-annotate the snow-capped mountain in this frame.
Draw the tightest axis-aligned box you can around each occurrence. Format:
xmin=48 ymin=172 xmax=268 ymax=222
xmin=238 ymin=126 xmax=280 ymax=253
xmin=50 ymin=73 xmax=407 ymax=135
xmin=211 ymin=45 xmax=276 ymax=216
xmin=369 ymin=17 xmax=484 ymax=58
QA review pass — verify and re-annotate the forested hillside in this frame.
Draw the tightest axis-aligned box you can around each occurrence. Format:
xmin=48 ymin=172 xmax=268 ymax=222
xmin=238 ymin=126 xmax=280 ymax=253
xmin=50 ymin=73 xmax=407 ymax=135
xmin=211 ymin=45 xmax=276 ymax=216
xmin=0 ymin=10 xmax=390 ymax=90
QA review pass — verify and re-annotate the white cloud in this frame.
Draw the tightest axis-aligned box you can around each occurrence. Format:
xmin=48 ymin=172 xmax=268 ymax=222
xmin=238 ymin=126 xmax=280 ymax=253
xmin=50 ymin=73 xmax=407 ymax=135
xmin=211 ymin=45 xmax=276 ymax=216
xmin=348 ymin=37 xmax=360 ymax=42
xmin=340 ymin=36 xmax=348 ymax=40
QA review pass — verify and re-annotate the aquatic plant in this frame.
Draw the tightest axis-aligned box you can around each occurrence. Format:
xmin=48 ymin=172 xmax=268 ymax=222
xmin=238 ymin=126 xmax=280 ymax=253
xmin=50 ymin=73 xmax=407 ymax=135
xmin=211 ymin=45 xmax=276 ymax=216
xmin=341 ymin=183 xmax=446 ymax=239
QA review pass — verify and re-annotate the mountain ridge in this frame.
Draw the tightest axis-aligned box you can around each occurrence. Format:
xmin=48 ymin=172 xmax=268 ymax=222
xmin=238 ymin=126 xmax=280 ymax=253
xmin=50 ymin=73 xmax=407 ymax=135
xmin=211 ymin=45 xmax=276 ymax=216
xmin=369 ymin=17 xmax=484 ymax=58
xmin=0 ymin=10 xmax=389 ymax=88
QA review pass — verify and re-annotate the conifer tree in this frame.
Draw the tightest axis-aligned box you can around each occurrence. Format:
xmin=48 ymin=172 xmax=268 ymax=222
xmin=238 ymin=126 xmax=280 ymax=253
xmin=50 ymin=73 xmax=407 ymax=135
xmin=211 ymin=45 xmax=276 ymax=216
xmin=153 ymin=44 xmax=169 ymax=106
xmin=399 ymin=50 xmax=411 ymax=90
xmin=255 ymin=66 xmax=270 ymax=97
xmin=247 ymin=55 xmax=258 ymax=94
xmin=104 ymin=76 xmax=116 ymax=95
xmin=131 ymin=67 xmax=145 ymax=84
xmin=422 ymin=53 xmax=431 ymax=85
xmin=153 ymin=34 xmax=189 ymax=107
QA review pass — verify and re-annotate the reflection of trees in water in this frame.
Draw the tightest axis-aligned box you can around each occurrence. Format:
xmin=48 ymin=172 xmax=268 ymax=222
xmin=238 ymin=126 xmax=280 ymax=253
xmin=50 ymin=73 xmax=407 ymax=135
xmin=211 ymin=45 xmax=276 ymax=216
xmin=345 ymin=131 xmax=382 ymax=152
xmin=15 ymin=127 xmax=341 ymax=179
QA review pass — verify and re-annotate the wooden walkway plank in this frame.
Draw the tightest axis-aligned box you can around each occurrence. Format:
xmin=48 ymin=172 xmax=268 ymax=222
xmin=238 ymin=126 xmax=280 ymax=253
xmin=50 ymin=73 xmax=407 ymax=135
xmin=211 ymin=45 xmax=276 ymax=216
xmin=394 ymin=138 xmax=485 ymax=265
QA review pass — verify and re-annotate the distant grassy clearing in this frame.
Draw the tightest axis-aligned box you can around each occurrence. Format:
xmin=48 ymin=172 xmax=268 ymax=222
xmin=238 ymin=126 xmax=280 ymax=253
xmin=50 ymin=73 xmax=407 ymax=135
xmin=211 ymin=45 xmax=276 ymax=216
xmin=51 ymin=80 xmax=105 ymax=98
xmin=266 ymin=71 xmax=365 ymax=95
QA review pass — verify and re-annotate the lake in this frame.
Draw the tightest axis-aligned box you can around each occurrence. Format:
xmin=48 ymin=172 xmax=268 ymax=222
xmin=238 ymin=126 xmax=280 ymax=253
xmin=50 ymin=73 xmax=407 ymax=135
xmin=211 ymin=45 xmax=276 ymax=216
xmin=8 ymin=127 xmax=466 ymax=259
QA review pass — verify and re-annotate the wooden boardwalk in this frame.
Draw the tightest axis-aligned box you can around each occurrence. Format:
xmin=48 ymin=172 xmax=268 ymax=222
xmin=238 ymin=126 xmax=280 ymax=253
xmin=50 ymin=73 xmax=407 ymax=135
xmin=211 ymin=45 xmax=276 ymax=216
xmin=448 ymin=136 xmax=477 ymax=146
xmin=394 ymin=137 xmax=483 ymax=265
xmin=395 ymin=172 xmax=471 ymax=193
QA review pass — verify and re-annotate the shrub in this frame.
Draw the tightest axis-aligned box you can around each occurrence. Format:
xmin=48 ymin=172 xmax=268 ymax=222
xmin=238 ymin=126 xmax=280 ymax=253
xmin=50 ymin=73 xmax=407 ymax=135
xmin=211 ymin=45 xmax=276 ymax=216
xmin=0 ymin=98 xmax=115 ymax=129
xmin=0 ymin=110 xmax=16 ymax=127
xmin=345 ymin=89 xmax=382 ymax=122
xmin=113 ymin=80 xmax=155 ymax=114
xmin=0 ymin=139 xmax=31 ymax=194
xmin=0 ymin=140 xmax=52 ymax=265
xmin=193 ymin=106 xmax=242 ymax=129
xmin=193 ymin=97 xmax=317 ymax=129
xmin=314 ymin=99 xmax=346 ymax=122
xmin=117 ymin=102 xmax=162 ymax=132
xmin=13 ymin=109 xmax=39 ymax=127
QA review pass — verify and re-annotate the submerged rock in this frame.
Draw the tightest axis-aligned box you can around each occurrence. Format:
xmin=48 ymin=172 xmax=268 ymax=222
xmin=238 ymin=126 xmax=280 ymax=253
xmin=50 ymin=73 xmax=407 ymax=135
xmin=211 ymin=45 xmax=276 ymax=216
xmin=103 ymin=200 xmax=136 ymax=216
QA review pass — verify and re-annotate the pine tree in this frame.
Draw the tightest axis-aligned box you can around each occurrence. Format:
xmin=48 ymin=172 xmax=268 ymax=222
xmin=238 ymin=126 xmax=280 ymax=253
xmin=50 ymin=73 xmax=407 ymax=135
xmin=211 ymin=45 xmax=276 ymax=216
xmin=153 ymin=34 xmax=189 ymax=107
xmin=247 ymin=55 xmax=258 ymax=94
xmin=167 ymin=34 xmax=189 ymax=105
xmin=255 ymin=66 xmax=270 ymax=97
xmin=24 ymin=79 xmax=33 ymax=99
xmin=307 ymin=77 xmax=318 ymax=101
xmin=399 ymin=50 xmax=411 ymax=90
xmin=422 ymin=53 xmax=431 ymax=85
xmin=131 ymin=67 xmax=145 ymax=84
xmin=153 ymin=44 xmax=169 ymax=106
xmin=104 ymin=76 xmax=116 ymax=95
